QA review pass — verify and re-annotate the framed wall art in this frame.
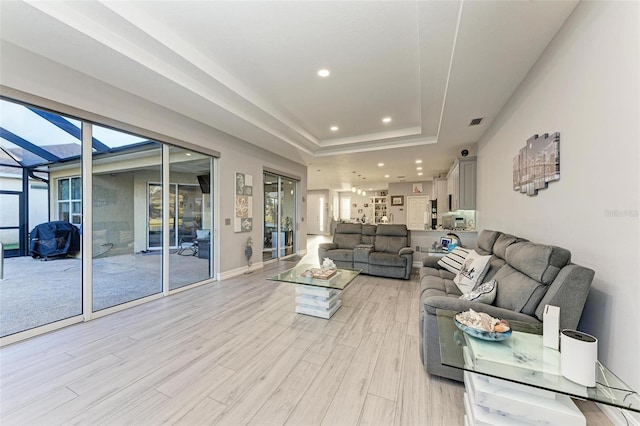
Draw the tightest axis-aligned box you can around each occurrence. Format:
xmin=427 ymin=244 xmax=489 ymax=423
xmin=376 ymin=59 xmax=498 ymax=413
xmin=391 ymin=195 xmax=404 ymax=206
xmin=235 ymin=172 xmax=253 ymax=232
xmin=512 ymin=132 xmax=560 ymax=196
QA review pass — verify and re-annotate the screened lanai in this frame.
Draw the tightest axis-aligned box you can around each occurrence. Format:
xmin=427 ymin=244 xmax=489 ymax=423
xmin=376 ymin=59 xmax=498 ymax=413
xmin=0 ymin=98 xmax=215 ymax=340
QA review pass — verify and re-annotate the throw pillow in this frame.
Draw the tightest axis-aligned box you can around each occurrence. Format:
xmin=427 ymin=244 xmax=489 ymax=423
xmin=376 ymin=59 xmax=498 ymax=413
xmin=437 ymin=247 xmax=471 ymax=274
xmin=459 ymin=279 xmax=498 ymax=304
xmin=453 ymin=250 xmax=492 ymax=294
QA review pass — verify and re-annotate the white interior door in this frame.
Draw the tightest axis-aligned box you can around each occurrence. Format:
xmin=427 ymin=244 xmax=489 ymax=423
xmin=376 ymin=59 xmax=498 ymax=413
xmin=306 ymin=193 xmax=323 ymax=235
xmin=407 ymin=196 xmax=430 ymax=230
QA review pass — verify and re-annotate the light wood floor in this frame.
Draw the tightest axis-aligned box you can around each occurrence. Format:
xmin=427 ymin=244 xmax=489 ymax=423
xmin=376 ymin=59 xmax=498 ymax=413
xmin=0 ymin=261 xmax=610 ymax=425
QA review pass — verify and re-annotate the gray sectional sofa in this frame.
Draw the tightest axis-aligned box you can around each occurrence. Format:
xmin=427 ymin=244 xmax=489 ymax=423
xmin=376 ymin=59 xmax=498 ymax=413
xmin=318 ymin=223 xmax=413 ymax=279
xmin=419 ymin=229 xmax=595 ymax=381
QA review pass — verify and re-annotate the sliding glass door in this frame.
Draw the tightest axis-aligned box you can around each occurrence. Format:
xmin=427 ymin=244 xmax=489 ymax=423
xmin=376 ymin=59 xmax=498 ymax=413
xmin=0 ymin=101 xmax=82 ymax=338
xmin=1 ymin=96 xmax=218 ymax=342
xmin=263 ymin=172 xmax=297 ymax=262
xmin=168 ymin=146 xmax=213 ymax=290
xmin=92 ymin=125 xmax=163 ymax=312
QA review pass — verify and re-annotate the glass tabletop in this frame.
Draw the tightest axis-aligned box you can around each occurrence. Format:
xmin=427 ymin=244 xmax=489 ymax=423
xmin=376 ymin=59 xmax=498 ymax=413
xmin=267 ymin=263 xmax=361 ymax=290
xmin=436 ymin=309 xmax=640 ymax=413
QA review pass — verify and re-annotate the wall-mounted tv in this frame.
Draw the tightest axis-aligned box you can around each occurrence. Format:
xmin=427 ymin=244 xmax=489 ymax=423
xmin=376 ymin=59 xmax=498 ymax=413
xmin=197 ymin=175 xmax=210 ymax=194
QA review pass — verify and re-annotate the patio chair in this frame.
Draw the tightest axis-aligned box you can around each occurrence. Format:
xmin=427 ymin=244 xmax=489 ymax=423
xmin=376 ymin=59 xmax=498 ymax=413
xmin=176 ymin=229 xmax=210 ymax=256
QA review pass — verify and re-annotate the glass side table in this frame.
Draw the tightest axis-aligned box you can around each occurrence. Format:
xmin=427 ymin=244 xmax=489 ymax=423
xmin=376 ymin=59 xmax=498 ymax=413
xmin=436 ymin=309 xmax=639 ymax=425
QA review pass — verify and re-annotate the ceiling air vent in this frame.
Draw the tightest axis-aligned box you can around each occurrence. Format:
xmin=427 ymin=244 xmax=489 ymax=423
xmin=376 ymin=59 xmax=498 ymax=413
xmin=469 ymin=117 xmax=483 ymax=126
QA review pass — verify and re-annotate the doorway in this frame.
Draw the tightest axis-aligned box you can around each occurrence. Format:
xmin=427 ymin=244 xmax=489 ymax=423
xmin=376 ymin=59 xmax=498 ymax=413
xmin=263 ymin=172 xmax=297 ymax=262
xmin=0 ymin=191 xmax=23 ymax=257
xmin=306 ymin=193 xmax=325 ymax=235
xmin=148 ymin=183 xmax=202 ymax=249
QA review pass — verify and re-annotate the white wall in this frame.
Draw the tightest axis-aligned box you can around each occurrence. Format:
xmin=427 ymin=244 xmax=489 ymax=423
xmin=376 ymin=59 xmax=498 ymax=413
xmin=477 ymin=1 xmax=639 ymax=390
xmin=388 ymin=181 xmax=432 ymax=225
xmin=0 ymin=42 xmax=307 ymax=274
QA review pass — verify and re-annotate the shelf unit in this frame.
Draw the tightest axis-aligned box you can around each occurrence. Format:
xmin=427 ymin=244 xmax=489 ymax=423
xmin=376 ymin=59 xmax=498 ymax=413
xmin=371 ymin=191 xmax=388 ymax=224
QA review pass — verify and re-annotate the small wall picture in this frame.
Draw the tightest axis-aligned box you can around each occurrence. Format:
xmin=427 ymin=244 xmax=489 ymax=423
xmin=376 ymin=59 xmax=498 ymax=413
xmin=412 ymin=183 xmax=423 ymax=194
xmin=390 ymin=195 xmax=404 ymax=206
xmin=357 ymin=209 xmax=363 ymax=214
xmin=353 ymin=203 xmax=358 ymax=208
xmin=364 ymin=203 xmax=369 ymax=208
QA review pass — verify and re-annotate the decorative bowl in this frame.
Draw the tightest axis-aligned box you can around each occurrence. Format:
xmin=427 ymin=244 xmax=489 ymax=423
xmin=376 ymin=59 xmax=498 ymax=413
xmin=454 ymin=317 xmax=512 ymax=341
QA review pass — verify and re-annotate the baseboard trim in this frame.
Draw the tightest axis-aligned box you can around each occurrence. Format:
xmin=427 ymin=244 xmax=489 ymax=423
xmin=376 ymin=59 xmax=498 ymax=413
xmin=0 ymin=315 xmax=83 ymax=347
xmin=218 ymin=262 xmax=264 ymax=281
xmin=598 ymin=402 xmax=640 ymax=426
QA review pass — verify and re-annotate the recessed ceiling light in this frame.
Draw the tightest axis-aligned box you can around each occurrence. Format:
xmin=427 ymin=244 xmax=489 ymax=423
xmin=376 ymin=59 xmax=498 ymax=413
xmin=418 ymin=172 xmax=423 ymax=176
xmin=415 ymin=159 xmax=422 ymax=164
xmin=330 ymin=126 xmax=339 ymax=131
xmin=185 ymin=153 xmax=192 ymax=156
xmin=384 ymin=174 xmax=390 ymax=178
xmin=382 ymin=117 xmax=392 ymax=124
xmin=317 ymin=69 xmax=330 ymax=77
xmin=416 ymin=167 xmax=423 ymax=171
xmin=378 ymin=163 xmax=384 ymax=167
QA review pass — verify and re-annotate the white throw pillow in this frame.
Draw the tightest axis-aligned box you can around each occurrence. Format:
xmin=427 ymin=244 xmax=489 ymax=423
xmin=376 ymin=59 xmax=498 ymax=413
xmin=437 ymin=247 xmax=471 ymax=274
xmin=453 ymin=250 xmax=492 ymax=294
xmin=459 ymin=279 xmax=498 ymax=304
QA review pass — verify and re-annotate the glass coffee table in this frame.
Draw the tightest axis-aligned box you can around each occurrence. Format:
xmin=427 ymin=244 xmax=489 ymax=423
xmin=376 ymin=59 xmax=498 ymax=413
xmin=436 ymin=309 xmax=640 ymax=425
xmin=267 ymin=264 xmax=361 ymax=319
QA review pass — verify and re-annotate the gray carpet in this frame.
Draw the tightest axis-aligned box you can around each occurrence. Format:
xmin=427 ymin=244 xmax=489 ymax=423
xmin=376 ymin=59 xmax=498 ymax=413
xmin=0 ymin=252 xmax=210 ymax=338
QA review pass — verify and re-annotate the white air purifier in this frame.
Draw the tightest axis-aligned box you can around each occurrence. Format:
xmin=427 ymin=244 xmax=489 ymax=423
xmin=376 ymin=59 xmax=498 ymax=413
xmin=560 ymin=329 xmax=598 ymax=387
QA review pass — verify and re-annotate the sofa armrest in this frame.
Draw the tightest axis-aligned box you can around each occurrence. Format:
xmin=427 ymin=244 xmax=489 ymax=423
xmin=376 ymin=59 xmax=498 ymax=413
xmin=318 ymin=242 xmax=338 ymax=264
xmin=421 ymin=296 xmax=541 ymax=324
xmin=399 ymin=247 xmax=414 ymax=255
xmin=423 ymin=255 xmax=444 ymax=268
xmin=354 ymin=244 xmax=374 ymax=263
xmin=356 ymin=244 xmax=374 ymax=249
xmin=319 ymin=242 xmax=338 ymax=251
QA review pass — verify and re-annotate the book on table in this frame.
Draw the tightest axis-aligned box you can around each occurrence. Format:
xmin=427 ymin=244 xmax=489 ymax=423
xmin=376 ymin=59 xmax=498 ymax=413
xmin=302 ymin=268 xmax=337 ymax=280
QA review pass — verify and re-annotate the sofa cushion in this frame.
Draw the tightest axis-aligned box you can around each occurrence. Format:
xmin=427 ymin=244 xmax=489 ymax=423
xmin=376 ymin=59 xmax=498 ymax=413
xmin=460 ymin=279 xmax=497 ymax=304
xmin=437 ymin=247 xmax=470 ymax=274
xmin=376 ymin=224 xmax=409 ymax=236
xmin=483 ymin=256 xmax=507 ymax=282
xmin=369 ymin=252 xmax=407 ymax=268
xmin=453 ymin=250 xmax=492 ymax=294
xmin=324 ymin=249 xmax=354 ymax=263
xmin=506 ymin=242 xmax=571 ymax=285
xmin=477 ymin=230 xmax=501 ymax=255
xmin=420 ymin=276 xmax=461 ymax=301
xmin=493 ymin=234 xmax=522 ymax=260
xmin=493 ymin=265 xmax=549 ymax=315
xmin=361 ymin=224 xmax=377 ymax=245
xmin=374 ymin=235 xmax=407 ymax=253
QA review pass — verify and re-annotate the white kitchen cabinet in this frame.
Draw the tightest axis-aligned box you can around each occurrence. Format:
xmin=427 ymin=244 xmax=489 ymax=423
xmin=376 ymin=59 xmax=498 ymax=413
xmin=433 ymin=178 xmax=448 ymax=225
xmin=447 ymin=157 xmax=476 ymax=211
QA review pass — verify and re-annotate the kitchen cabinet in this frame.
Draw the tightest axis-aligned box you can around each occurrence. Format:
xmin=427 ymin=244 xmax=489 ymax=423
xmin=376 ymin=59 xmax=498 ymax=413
xmin=433 ymin=178 xmax=448 ymax=225
xmin=447 ymin=157 xmax=476 ymax=211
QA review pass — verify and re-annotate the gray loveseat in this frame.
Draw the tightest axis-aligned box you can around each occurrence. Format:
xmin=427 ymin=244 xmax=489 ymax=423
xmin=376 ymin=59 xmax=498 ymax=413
xmin=419 ymin=229 xmax=595 ymax=381
xmin=318 ymin=223 xmax=413 ymax=279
